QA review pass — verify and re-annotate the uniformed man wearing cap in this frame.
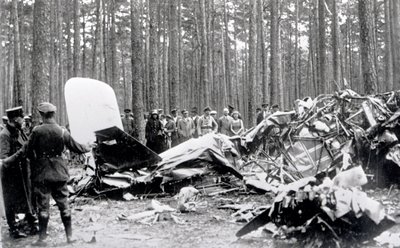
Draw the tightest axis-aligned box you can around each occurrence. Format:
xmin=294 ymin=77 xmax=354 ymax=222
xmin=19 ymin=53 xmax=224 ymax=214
xmin=257 ymin=103 xmax=270 ymax=125
xmin=121 ymin=109 xmax=135 ymax=136
xmin=228 ymin=105 xmax=235 ymax=116
xmin=0 ymin=106 xmax=37 ymax=239
xmin=197 ymin=106 xmax=218 ymax=136
xmin=3 ymin=102 xmax=91 ymax=246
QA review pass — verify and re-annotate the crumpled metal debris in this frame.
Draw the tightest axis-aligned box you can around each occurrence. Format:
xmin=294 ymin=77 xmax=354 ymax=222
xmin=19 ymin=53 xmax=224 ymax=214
xmin=237 ymin=89 xmax=400 ymax=195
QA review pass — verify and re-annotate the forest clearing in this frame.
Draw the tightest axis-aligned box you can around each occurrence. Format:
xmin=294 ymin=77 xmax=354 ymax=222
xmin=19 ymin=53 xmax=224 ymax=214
xmin=2 ymin=0 xmax=400 ymax=247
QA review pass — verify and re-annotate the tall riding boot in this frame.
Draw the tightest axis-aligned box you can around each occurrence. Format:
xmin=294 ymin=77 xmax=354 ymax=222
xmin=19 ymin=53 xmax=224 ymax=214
xmin=32 ymin=215 xmax=48 ymax=247
xmin=61 ymin=215 xmax=76 ymax=243
xmin=25 ymin=212 xmax=39 ymax=235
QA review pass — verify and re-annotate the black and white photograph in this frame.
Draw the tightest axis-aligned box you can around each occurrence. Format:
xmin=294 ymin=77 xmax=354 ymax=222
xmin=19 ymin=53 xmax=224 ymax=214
xmin=0 ymin=0 xmax=400 ymax=247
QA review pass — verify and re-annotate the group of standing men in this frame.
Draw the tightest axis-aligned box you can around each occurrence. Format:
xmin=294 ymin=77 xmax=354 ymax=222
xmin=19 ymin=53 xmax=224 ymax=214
xmin=0 ymin=103 xmax=90 ymax=246
xmin=122 ymin=105 xmax=245 ymax=154
xmin=120 ymin=103 xmax=280 ymax=155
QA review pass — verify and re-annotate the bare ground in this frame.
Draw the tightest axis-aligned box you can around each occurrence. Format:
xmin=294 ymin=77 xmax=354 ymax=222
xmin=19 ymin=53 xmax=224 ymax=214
xmin=1 ymin=167 xmax=400 ymax=248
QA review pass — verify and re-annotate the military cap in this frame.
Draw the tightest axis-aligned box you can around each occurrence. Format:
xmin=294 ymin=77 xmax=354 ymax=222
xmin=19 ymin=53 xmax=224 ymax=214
xmin=24 ymin=115 xmax=31 ymax=120
xmin=166 ymin=114 xmax=173 ymax=120
xmin=181 ymin=109 xmax=188 ymax=114
xmin=228 ymin=104 xmax=234 ymax=109
xmin=37 ymin=102 xmax=57 ymax=113
xmin=203 ymin=106 xmax=211 ymax=112
xmin=262 ymin=103 xmax=269 ymax=107
xmin=151 ymin=109 xmax=158 ymax=115
xmin=2 ymin=116 xmax=8 ymax=121
xmin=171 ymin=108 xmax=177 ymax=113
xmin=6 ymin=106 xmax=24 ymax=119
xmin=210 ymin=110 xmax=217 ymax=115
xmin=256 ymin=107 xmax=262 ymax=111
xmin=124 ymin=108 xmax=131 ymax=113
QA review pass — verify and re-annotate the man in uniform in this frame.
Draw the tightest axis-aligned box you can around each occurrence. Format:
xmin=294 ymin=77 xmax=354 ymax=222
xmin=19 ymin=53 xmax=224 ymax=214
xmin=3 ymin=102 xmax=90 ymax=246
xmin=197 ymin=106 xmax=218 ymax=136
xmin=271 ymin=104 xmax=280 ymax=113
xmin=228 ymin=105 xmax=235 ymax=116
xmin=0 ymin=106 xmax=36 ymax=239
xmin=218 ymin=108 xmax=233 ymax=136
xmin=121 ymin=109 xmax=135 ymax=136
xmin=257 ymin=103 xmax=270 ymax=125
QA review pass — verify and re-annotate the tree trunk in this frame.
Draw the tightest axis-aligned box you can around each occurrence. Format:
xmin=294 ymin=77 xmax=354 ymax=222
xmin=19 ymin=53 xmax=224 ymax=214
xmin=168 ymin=0 xmax=179 ymax=110
xmin=270 ymin=0 xmax=281 ymax=106
xmin=131 ymin=0 xmax=145 ymax=142
xmin=198 ymin=0 xmax=209 ymax=107
xmin=332 ymin=0 xmax=342 ymax=90
xmin=148 ymin=0 xmax=159 ymax=110
xmin=81 ymin=10 xmax=86 ymax=77
xmin=157 ymin=0 xmax=164 ymax=109
xmin=391 ymin=0 xmax=400 ymax=89
xmin=294 ymin=0 xmax=300 ymax=99
xmin=317 ymin=0 xmax=326 ymax=94
xmin=248 ymin=0 xmax=257 ymax=126
xmin=32 ymin=0 xmax=50 ymax=124
xmin=92 ymin=0 xmax=101 ymax=79
xmin=56 ymin=0 xmax=65 ymax=124
xmin=110 ymin=0 xmax=118 ymax=88
xmin=162 ymin=0 xmax=169 ymax=111
xmin=358 ymin=0 xmax=377 ymax=94
xmin=223 ymin=0 xmax=231 ymax=105
xmin=66 ymin=1 xmax=72 ymax=80
xmin=257 ymin=0 xmax=267 ymax=103
xmin=12 ymin=0 xmax=24 ymax=107
xmin=385 ymin=0 xmax=393 ymax=91
xmin=73 ymin=0 xmax=80 ymax=77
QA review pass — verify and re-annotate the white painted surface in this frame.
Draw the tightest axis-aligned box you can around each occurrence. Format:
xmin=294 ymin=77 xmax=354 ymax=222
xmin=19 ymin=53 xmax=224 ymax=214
xmin=65 ymin=77 xmax=123 ymax=144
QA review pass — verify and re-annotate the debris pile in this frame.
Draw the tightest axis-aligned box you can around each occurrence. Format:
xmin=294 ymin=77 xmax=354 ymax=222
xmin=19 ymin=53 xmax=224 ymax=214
xmin=236 ymin=175 xmax=396 ymax=247
xmin=240 ymin=89 xmax=400 ymax=192
xmin=233 ymin=89 xmax=400 ymax=246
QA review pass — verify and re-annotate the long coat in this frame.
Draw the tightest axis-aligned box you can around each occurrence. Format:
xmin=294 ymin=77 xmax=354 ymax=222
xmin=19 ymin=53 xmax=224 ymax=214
xmin=177 ymin=117 xmax=194 ymax=142
xmin=0 ymin=125 xmax=32 ymax=214
xmin=145 ymin=118 xmax=164 ymax=153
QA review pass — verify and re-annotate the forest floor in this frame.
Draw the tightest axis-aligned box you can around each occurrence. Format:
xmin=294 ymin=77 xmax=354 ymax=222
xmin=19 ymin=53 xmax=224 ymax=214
xmin=1 ymin=168 xmax=400 ymax=248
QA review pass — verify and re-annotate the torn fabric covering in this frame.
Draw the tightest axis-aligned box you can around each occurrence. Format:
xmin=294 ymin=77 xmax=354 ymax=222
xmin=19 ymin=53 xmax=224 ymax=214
xmin=94 ymin=126 xmax=161 ymax=173
xmin=153 ymin=133 xmax=243 ymax=185
xmin=284 ymin=135 xmax=333 ymax=177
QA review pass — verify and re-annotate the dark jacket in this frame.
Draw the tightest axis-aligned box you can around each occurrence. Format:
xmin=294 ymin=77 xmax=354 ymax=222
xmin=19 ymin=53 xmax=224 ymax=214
xmin=0 ymin=124 xmax=32 ymax=213
xmin=256 ymin=111 xmax=270 ymax=125
xmin=26 ymin=123 xmax=89 ymax=183
xmin=145 ymin=117 xmax=164 ymax=153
